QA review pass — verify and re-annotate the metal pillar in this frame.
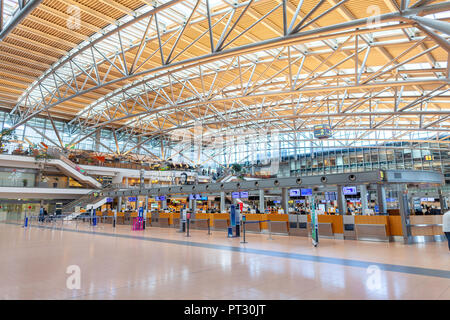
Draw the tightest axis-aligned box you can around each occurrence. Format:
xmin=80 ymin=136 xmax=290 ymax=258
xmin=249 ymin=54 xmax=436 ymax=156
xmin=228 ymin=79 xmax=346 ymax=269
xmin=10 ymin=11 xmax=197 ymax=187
xmin=94 ymin=130 xmax=100 ymax=152
xmin=144 ymin=195 xmax=148 ymax=229
xmin=162 ymin=198 xmax=167 ymax=210
xmin=360 ymin=184 xmax=368 ymax=215
xmin=281 ymin=187 xmax=288 ymax=214
xmin=438 ymin=188 xmax=447 ymax=212
xmin=259 ymin=189 xmax=265 ymax=213
xmin=377 ymin=184 xmax=387 ymax=214
xmin=337 ymin=185 xmax=347 ymax=215
xmin=117 ymin=197 xmax=122 ymax=213
xmin=220 ymin=191 xmax=225 ymax=213
xmin=397 ymin=184 xmax=412 ymax=244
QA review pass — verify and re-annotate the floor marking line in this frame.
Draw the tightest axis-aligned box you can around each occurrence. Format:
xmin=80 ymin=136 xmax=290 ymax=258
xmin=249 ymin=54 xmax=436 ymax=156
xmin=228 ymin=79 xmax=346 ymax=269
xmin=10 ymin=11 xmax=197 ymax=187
xmin=3 ymin=222 xmax=450 ymax=279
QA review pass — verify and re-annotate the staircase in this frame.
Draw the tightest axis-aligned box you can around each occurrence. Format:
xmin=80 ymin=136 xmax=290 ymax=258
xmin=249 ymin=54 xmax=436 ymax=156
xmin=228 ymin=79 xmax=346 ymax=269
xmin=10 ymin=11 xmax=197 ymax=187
xmin=46 ymin=147 xmax=102 ymax=189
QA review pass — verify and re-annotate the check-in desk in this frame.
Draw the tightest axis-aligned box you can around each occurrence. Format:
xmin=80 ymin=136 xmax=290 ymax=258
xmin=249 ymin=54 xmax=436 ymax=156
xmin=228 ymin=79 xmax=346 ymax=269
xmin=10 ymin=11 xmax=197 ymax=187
xmin=343 ymin=215 xmax=356 ymax=240
xmin=192 ymin=213 xmax=210 ymax=230
xmin=172 ymin=212 xmax=180 ymax=228
xmin=151 ymin=212 xmax=160 ymax=227
xmin=244 ymin=214 xmax=264 ymax=233
xmin=267 ymin=214 xmax=289 ymax=234
xmin=410 ymin=215 xmax=445 ymax=242
xmin=289 ymin=214 xmax=343 ymax=239
xmin=317 ymin=215 xmax=343 ymax=239
xmin=288 ymin=214 xmax=309 ymax=237
xmin=116 ymin=212 xmax=125 ymax=225
xmin=354 ymin=216 xmax=390 ymax=242
xmin=212 ymin=213 xmax=229 ymax=231
xmin=159 ymin=212 xmax=171 ymax=228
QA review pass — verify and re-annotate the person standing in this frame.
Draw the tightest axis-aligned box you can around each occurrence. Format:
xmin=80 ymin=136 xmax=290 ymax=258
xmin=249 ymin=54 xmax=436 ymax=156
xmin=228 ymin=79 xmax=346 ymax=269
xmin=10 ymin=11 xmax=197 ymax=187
xmin=443 ymin=210 xmax=450 ymax=251
xmin=39 ymin=206 xmax=44 ymax=222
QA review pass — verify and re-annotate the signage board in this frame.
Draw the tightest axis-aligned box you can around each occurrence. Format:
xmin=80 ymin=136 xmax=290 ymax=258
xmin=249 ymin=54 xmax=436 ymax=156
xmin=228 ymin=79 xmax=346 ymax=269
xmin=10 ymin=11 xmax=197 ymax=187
xmin=342 ymin=186 xmax=357 ymax=195
xmin=289 ymin=189 xmax=301 ymax=197
xmin=301 ymin=188 xmax=312 ymax=196
xmin=239 ymin=191 xmax=248 ymax=198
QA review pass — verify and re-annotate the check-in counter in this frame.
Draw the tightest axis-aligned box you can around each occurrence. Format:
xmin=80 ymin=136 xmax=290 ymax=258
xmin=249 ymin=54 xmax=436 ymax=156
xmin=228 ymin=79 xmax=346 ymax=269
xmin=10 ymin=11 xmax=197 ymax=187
xmin=212 ymin=213 xmax=229 ymax=231
xmin=289 ymin=214 xmax=343 ymax=239
xmin=410 ymin=215 xmax=445 ymax=241
xmin=151 ymin=212 xmax=160 ymax=227
xmin=267 ymin=214 xmax=289 ymax=234
xmin=244 ymin=214 xmax=264 ymax=233
xmin=288 ymin=214 xmax=309 ymax=237
xmin=116 ymin=212 xmax=125 ymax=225
xmin=172 ymin=212 xmax=180 ymax=228
xmin=192 ymin=213 xmax=210 ymax=230
xmin=343 ymin=215 xmax=356 ymax=240
xmin=317 ymin=215 xmax=343 ymax=239
xmin=354 ymin=216 xmax=390 ymax=242
xmin=159 ymin=212 xmax=171 ymax=228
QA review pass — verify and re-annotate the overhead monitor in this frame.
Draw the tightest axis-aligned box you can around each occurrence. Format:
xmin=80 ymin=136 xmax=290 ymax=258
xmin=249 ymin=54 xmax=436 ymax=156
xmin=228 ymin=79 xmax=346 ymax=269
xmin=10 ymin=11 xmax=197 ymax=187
xmin=128 ymin=197 xmax=136 ymax=202
xmin=159 ymin=196 xmax=166 ymax=201
xmin=342 ymin=186 xmax=357 ymax=195
xmin=195 ymin=194 xmax=202 ymax=200
xmin=239 ymin=191 xmax=248 ymax=198
xmin=289 ymin=189 xmax=301 ymax=197
xmin=155 ymin=196 xmax=160 ymax=201
xmin=301 ymin=188 xmax=312 ymax=196
xmin=189 ymin=194 xmax=195 ymax=200
xmin=231 ymin=192 xmax=240 ymax=199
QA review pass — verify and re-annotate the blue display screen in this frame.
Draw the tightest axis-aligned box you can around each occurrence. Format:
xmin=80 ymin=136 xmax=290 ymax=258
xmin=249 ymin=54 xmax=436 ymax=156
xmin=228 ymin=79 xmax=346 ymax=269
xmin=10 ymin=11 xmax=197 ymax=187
xmin=342 ymin=186 xmax=357 ymax=195
xmin=231 ymin=192 xmax=240 ymax=199
xmin=239 ymin=191 xmax=248 ymax=198
xmin=289 ymin=189 xmax=301 ymax=197
xmin=195 ymin=194 xmax=202 ymax=200
xmin=189 ymin=194 xmax=195 ymax=200
xmin=301 ymin=188 xmax=312 ymax=196
xmin=128 ymin=197 xmax=136 ymax=202
xmin=159 ymin=196 xmax=166 ymax=201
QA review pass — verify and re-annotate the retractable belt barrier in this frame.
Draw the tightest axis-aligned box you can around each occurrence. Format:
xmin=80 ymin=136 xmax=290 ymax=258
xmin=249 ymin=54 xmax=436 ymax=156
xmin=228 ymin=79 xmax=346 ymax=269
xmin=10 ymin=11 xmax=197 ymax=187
xmin=241 ymin=220 xmax=273 ymax=244
xmin=186 ymin=218 xmax=211 ymax=236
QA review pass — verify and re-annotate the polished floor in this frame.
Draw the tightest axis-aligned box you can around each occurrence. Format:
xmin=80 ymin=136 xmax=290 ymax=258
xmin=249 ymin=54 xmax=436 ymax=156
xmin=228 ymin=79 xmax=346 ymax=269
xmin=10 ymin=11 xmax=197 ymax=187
xmin=0 ymin=220 xmax=449 ymax=300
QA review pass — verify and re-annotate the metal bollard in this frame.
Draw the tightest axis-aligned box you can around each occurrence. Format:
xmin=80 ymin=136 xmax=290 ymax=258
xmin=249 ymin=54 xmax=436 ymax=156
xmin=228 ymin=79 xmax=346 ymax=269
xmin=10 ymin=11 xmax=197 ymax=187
xmin=240 ymin=220 xmax=247 ymax=244
xmin=113 ymin=217 xmax=116 ymax=228
xmin=186 ymin=218 xmax=190 ymax=237
xmin=207 ymin=218 xmax=211 ymax=235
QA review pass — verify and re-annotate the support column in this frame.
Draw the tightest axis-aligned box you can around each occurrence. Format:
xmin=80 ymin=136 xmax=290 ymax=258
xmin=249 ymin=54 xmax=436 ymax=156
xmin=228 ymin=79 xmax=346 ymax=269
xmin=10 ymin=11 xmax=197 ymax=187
xmin=144 ymin=195 xmax=148 ymax=217
xmin=94 ymin=130 xmax=100 ymax=152
xmin=377 ymin=184 xmax=387 ymax=214
xmin=360 ymin=184 xmax=368 ymax=215
xmin=259 ymin=189 xmax=265 ymax=213
xmin=337 ymin=185 xmax=347 ymax=215
xmin=220 ymin=191 xmax=225 ymax=213
xmin=281 ymin=187 xmax=288 ymax=214
xmin=397 ymin=184 xmax=412 ymax=244
xmin=117 ymin=197 xmax=122 ymax=213
xmin=438 ymin=188 xmax=447 ymax=212
xmin=162 ymin=198 xmax=167 ymax=210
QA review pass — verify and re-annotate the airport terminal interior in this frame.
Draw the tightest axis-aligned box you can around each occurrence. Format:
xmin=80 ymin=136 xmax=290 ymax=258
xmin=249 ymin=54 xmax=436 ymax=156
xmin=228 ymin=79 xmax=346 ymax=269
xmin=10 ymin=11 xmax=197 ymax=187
xmin=0 ymin=0 xmax=449 ymax=301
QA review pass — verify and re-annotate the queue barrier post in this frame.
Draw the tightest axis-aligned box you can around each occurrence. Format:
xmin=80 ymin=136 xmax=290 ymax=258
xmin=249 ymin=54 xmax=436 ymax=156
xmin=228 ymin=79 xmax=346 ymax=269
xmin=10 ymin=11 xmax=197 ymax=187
xmin=186 ymin=218 xmax=190 ymax=237
xmin=240 ymin=220 xmax=247 ymax=244
xmin=207 ymin=217 xmax=211 ymax=235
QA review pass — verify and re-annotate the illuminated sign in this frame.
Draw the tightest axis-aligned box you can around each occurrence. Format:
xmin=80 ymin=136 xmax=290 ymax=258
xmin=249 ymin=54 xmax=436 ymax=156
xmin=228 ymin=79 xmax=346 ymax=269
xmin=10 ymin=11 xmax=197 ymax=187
xmin=239 ymin=191 xmax=249 ymax=198
xmin=231 ymin=192 xmax=240 ymax=199
xmin=342 ymin=186 xmax=357 ymax=195
xmin=289 ymin=189 xmax=301 ymax=197
xmin=301 ymin=188 xmax=312 ymax=196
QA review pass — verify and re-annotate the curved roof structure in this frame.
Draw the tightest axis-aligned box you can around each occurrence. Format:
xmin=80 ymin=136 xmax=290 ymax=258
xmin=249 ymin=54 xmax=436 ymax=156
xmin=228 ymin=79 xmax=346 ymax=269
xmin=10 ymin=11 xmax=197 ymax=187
xmin=0 ymin=0 xmax=449 ymax=156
